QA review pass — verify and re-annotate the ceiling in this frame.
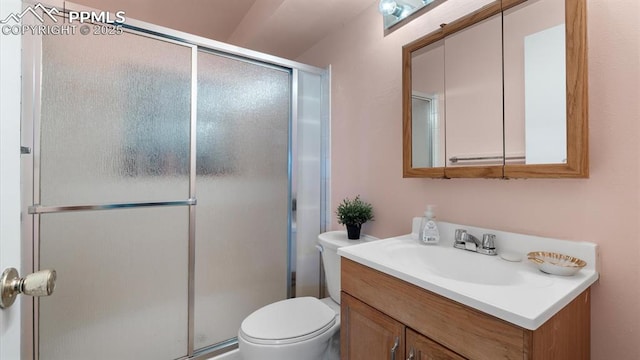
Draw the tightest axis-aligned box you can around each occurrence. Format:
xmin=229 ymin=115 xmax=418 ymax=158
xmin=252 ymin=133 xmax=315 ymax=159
xmin=75 ymin=0 xmax=378 ymax=60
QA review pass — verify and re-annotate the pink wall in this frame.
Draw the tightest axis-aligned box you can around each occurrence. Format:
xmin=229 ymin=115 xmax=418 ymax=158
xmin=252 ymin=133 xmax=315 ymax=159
xmin=298 ymin=0 xmax=640 ymax=358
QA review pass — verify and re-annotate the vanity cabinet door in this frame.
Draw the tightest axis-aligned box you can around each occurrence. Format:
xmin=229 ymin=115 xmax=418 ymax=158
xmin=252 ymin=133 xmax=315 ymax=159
xmin=341 ymin=292 xmax=405 ymax=360
xmin=406 ymin=328 xmax=466 ymax=360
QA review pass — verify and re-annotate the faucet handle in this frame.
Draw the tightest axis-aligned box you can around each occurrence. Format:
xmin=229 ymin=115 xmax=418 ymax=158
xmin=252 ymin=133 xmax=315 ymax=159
xmin=454 ymin=229 xmax=467 ymax=242
xmin=482 ymin=233 xmax=496 ymax=249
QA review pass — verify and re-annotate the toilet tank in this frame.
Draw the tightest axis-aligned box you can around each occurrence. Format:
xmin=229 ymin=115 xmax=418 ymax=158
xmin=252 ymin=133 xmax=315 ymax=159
xmin=318 ymin=231 xmax=377 ymax=304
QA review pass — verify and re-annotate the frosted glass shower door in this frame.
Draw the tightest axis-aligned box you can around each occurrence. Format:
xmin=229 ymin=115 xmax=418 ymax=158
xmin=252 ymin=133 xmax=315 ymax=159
xmin=194 ymin=50 xmax=291 ymax=349
xmin=36 ymin=28 xmax=193 ymax=360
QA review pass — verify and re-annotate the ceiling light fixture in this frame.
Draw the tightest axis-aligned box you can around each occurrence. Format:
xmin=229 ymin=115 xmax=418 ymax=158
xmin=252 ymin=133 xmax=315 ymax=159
xmin=378 ymin=0 xmax=408 ymax=18
xmin=380 ymin=0 xmax=444 ymax=30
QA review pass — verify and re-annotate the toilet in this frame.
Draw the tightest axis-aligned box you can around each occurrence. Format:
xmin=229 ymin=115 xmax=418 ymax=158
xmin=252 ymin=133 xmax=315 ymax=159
xmin=238 ymin=231 xmax=375 ymax=360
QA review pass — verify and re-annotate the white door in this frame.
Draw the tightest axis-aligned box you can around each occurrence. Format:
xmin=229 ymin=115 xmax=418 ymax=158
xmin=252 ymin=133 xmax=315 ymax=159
xmin=0 ymin=0 xmax=23 ymax=358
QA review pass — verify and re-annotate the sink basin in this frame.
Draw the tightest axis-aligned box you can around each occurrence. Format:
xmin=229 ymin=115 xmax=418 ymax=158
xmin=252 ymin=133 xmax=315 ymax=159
xmin=386 ymin=242 xmax=522 ymax=286
xmin=347 ymin=237 xmax=554 ymax=289
xmin=337 ymin=224 xmax=599 ymax=330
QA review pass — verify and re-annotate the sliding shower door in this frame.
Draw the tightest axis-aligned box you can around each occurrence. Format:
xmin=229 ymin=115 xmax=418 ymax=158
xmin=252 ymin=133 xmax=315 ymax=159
xmin=193 ymin=50 xmax=290 ymax=350
xmin=35 ymin=27 xmax=193 ymax=359
xmin=25 ymin=7 xmax=327 ymax=359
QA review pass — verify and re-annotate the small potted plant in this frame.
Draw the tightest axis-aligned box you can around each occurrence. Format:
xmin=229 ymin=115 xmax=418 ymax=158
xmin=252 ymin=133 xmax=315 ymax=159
xmin=336 ymin=195 xmax=374 ymax=239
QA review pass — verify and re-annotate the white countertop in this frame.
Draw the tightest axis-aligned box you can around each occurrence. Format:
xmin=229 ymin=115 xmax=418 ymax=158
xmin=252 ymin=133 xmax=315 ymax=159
xmin=337 ymin=221 xmax=599 ymax=330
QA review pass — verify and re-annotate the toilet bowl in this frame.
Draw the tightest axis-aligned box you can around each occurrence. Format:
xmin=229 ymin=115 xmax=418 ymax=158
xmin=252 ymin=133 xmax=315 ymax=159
xmin=238 ymin=297 xmax=339 ymax=360
xmin=238 ymin=231 xmax=375 ymax=360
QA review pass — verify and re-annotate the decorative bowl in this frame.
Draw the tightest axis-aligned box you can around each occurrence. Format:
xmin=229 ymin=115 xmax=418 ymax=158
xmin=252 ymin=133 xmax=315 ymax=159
xmin=527 ymin=251 xmax=587 ymax=276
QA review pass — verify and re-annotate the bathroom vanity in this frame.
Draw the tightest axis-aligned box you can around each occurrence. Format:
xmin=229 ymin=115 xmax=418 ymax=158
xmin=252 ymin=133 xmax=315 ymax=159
xmin=341 ymin=259 xmax=590 ymax=360
xmin=338 ymin=222 xmax=598 ymax=360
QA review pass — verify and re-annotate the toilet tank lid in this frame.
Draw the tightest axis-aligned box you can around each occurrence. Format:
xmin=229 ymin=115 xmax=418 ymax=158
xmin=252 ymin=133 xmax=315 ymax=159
xmin=240 ymin=297 xmax=336 ymax=344
xmin=318 ymin=231 xmax=378 ymax=250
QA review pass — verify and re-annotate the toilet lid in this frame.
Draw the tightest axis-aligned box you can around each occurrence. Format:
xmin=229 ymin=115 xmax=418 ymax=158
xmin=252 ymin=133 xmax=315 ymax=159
xmin=240 ymin=297 xmax=336 ymax=345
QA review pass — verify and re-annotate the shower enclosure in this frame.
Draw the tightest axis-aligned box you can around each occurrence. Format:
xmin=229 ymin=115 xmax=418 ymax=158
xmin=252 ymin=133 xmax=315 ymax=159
xmin=21 ymin=8 xmax=328 ymax=360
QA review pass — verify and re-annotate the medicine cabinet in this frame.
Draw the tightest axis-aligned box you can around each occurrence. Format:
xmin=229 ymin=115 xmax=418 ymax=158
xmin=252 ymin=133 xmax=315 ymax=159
xmin=402 ymin=0 xmax=588 ymax=178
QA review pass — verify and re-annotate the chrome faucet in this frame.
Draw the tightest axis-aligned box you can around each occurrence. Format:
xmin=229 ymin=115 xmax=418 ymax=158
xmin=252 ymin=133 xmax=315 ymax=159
xmin=454 ymin=229 xmax=497 ymax=256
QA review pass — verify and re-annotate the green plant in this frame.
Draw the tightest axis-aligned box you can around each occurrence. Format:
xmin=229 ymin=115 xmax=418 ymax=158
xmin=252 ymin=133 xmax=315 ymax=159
xmin=336 ymin=195 xmax=374 ymax=226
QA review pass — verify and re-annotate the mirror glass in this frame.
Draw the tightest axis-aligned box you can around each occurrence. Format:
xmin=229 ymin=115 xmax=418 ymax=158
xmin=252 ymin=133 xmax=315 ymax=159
xmin=444 ymin=14 xmax=503 ymax=167
xmin=404 ymin=0 xmax=586 ymax=178
xmin=503 ymin=0 xmax=566 ymax=165
xmin=411 ymin=40 xmax=445 ymax=168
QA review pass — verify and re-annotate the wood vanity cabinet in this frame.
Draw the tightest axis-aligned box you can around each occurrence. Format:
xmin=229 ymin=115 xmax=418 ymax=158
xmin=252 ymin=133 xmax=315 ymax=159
xmin=340 ymin=293 xmax=404 ymax=360
xmin=340 ymin=258 xmax=591 ymax=360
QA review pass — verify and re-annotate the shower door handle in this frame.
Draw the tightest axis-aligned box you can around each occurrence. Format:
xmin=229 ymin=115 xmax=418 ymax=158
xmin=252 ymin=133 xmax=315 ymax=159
xmin=1 ymin=268 xmax=56 ymax=309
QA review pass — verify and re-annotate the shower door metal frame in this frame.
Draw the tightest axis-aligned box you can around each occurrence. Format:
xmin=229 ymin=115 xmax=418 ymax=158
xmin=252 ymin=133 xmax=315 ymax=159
xmin=20 ymin=2 xmax=329 ymax=360
xmin=191 ymin=46 xmax=293 ymax=358
xmin=22 ymin=20 xmax=199 ymax=359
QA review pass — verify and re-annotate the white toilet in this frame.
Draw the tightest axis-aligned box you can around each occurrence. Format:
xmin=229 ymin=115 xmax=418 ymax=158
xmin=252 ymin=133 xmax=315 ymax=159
xmin=238 ymin=231 xmax=375 ymax=360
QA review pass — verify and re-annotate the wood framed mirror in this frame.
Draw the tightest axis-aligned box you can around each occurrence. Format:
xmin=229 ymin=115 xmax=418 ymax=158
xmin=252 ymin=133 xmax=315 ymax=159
xmin=402 ymin=0 xmax=588 ymax=178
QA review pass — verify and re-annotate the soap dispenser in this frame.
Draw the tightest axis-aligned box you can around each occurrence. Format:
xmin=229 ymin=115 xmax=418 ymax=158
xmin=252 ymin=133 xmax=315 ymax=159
xmin=419 ymin=205 xmax=440 ymax=245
